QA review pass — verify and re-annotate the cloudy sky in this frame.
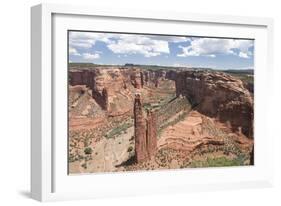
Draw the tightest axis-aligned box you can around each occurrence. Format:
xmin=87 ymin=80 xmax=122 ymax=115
xmin=68 ymin=31 xmax=254 ymax=70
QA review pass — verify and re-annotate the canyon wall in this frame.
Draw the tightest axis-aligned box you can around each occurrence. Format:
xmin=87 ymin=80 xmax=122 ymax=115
xmin=174 ymin=70 xmax=254 ymax=138
xmin=156 ymin=95 xmax=192 ymax=131
xmin=70 ymin=68 xmax=113 ymax=111
xmin=127 ymin=68 xmax=143 ymax=89
xmin=142 ymin=70 xmax=167 ymax=87
xmin=69 ymin=67 xmax=139 ymax=115
xmin=69 ymin=66 xmax=254 ymax=165
xmin=69 ymin=66 xmax=254 ymax=139
xmin=69 ymin=67 xmax=171 ymax=115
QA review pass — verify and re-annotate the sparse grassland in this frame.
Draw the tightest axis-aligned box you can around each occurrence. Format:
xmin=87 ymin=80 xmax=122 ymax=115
xmin=105 ymin=122 xmax=132 ymax=139
xmin=223 ymin=70 xmax=254 ymax=84
xmin=188 ymin=155 xmax=246 ymax=168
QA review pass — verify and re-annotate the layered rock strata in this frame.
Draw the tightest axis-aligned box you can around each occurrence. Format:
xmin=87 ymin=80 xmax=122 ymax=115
xmin=174 ymin=71 xmax=253 ymax=138
xmin=134 ymin=94 xmax=157 ymax=162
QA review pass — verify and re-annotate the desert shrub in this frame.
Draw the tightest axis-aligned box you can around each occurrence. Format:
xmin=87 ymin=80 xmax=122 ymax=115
xmin=81 ymin=163 xmax=87 ymax=169
xmin=106 ymin=122 xmax=132 ymax=139
xmin=78 ymin=155 xmax=84 ymax=160
xmin=68 ymin=154 xmax=75 ymax=162
xmin=84 ymin=147 xmax=93 ymax=155
xmin=143 ymin=103 xmax=152 ymax=110
xmin=127 ymin=146 xmax=133 ymax=153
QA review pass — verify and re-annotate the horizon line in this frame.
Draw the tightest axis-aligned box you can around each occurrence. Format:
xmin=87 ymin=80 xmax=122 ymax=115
xmin=68 ymin=62 xmax=254 ymax=70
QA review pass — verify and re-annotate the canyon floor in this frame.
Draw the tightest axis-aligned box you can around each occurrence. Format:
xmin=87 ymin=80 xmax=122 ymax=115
xmin=68 ymin=66 xmax=254 ymax=174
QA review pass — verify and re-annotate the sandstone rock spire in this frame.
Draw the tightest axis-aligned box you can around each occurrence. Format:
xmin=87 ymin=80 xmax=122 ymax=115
xmin=134 ymin=94 xmax=157 ymax=163
xmin=134 ymin=93 xmax=147 ymax=162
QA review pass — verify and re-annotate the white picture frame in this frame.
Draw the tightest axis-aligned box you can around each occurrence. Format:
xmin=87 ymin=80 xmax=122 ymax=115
xmin=31 ymin=3 xmax=274 ymax=202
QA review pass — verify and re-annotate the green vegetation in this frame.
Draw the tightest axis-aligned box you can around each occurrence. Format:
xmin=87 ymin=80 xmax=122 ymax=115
xmin=189 ymin=155 xmax=246 ymax=168
xmin=143 ymin=95 xmax=176 ymax=111
xmin=81 ymin=163 xmax=87 ymax=169
xmin=69 ymin=62 xmax=122 ymax=68
xmin=127 ymin=146 xmax=133 ymax=153
xmin=143 ymin=103 xmax=153 ymax=110
xmin=68 ymin=154 xmax=75 ymax=163
xmin=105 ymin=122 xmax=132 ymax=139
xmin=223 ymin=70 xmax=254 ymax=84
xmin=84 ymin=147 xmax=93 ymax=155
xmin=69 ymin=62 xmax=96 ymax=67
xmin=222 ymin=69 xmax=253 ymax=75
xmin=201 ymin=117 xmax=248 ymax=160
xmin=231 ymin=73 xmax=253 ymax=84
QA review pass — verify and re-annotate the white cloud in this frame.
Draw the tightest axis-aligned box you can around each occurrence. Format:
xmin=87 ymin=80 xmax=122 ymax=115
xmin=107 ymin=35 xmax=170 ymax=57
xmin=70 ymin=32 xmax=253 ymax=59
xmin=177 ymin=38 xmax=253 ymax=58
xmin=69 ymin=47 xmax=80 ymax=56
xmin=69 ymin=32 xmax=116 ymax=49
xmin=69 ymin=32 xmax=192 ymax=58
xmin=238 ymin=52 xmax=250 ymax=58
xmin=82 ymin=52 xmax=100 ymax=60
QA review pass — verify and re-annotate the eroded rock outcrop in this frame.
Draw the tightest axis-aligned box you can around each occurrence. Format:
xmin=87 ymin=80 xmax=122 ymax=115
xmin=69 ymin=67 xmax=171 ymax=116
xmin=175 ymin=71 xmax=253 ymax=138
xmin=134 ymin=94 xmax=147 ymax=162
xmin=130 ymin=70 xmax=143 ymax=89
xmin=69 ymin=66 xmax=254 ymax=173
xmin=146 ymin=110 xmax=157 ymax=158
xmin=134 ymin=94 xmax=157 ymax=162
xmin=69 ymin=68 xmax=135 ymax=115
xmin=70 ymin=67 xmax=253 ymax=139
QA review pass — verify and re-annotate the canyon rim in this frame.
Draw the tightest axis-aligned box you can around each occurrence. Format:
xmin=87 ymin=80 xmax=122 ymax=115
xmin=68 ymin=31 xmax=254 ymax=174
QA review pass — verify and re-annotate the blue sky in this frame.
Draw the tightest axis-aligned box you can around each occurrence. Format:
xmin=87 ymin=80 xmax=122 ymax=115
xmin=69 ymin=31 xmax=254 ymax=70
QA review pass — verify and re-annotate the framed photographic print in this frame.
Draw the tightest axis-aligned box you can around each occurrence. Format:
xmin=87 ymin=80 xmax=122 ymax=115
xmin=31 ymin=3 xmax=274 ymax=201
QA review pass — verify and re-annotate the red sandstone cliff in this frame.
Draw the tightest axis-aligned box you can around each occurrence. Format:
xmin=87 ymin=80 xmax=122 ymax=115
xmin=146 ymin=110 xmax=157 ymax=158
xmin=130 ymin=69 xmax=143 ymax=89
xmin=69 ymin=67 xmax=169 ymax=116
xmin=175 ymin=71 xmax=254 ymax=138
xmin=69 ymin=67 xmax=253 ymax=139
xmin=69 ymin=67 xmax=136 ymax=116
